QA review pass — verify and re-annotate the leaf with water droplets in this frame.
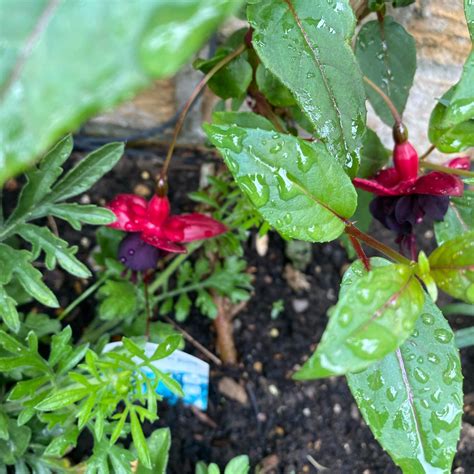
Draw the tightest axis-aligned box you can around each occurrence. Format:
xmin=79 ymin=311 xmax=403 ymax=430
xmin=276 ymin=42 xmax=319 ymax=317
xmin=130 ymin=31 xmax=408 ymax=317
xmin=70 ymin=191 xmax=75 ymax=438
xmin=0 ymin=0 xmax=240 ymax=185
xmin=434 ymin=191 xmax=474 ymax=245
xmin=247 ymin=0 xmax=366 ymax=177
xmin=204 ymin=124 xmax=357 ymax=242
xmin=429 ymin=231 xmax=474 ymax=304
xmin=356 ymin=16 xmax=416 ymax=125
xmin=347 ymin=295 xmax=463 ymax=474
xmin=294 ymin=261 xmax=424 ymax=379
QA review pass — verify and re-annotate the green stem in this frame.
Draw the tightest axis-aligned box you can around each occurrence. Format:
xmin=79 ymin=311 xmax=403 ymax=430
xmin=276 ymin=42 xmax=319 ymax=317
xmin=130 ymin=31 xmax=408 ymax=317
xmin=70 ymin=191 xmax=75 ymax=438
xmin=345 ymin=223 xmax=412 ymax=265
xmin=420 ymin=161 xmax=474 ymax=178
xmin=441 ymin=303 xmax=474 ymax=317
xmin=59 ymin=275 xmax=107 ymax=321
xmin=148 ymin=241 xmax=202 ymax=294
xmin=151 ymin=282 xmax=204 ymax=306
xmin=79 ymin=319 xmax=119 ymax=344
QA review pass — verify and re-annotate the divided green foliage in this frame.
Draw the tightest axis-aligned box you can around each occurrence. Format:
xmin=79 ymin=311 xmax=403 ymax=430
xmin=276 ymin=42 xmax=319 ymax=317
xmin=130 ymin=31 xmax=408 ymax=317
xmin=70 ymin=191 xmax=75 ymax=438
xmin=348 ymin=295 xmax=463 ymax=473
xmin=247 ymin=0 xmax=366 ymax=176
xmin=205 ymin=124 xmax=357 ymax=242
xmin=434 ymin=190 xmax=474 ymax=245
xmin=294 ymin=262 xmax=424 ymax=379
xmin=0 ymin=0 xmax=241 ymax=184
xmin=429 ymin=232 xmax=474 ymax=304
xmin=356 ymin=16 xmax=416 ymax=125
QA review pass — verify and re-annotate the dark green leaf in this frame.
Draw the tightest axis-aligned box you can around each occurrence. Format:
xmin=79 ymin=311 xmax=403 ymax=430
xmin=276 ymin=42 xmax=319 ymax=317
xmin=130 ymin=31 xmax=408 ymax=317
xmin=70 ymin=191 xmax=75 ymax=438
xmin=255 ymin=64 xmax=296 ymax=107
xmin=356 ymin=16 xmax=416 ymax=125
xmin=45 ymin=203 xmax=116 ymax=230
xmin=22 ymin=312 xmax=61 ymax=338
xmin=136 ymin=428 xmax=171 ymax=474
xmin=0 ymin=244 xmax=58 ymax=307
xmin=455 ymin=326 xmax=474 ymax=348
xmin=358 ymin=128 xmax=391 ymax=179
xmin=212 ymin=111 xmax=275 ymax=131
xmin=17 ymin=223 xmax=91 ymax=278
xmin=0 ymin=411 xmax=8 ymax=441
xmin=247 ymin=0 xmax=366 ymax=176
xmin=0 ymin=421 xmax=30 ymax=465
xmin=0 ymin=285 xmax=20 ymax=333
xmin=8 ymin=135 xmax=73 ymax=221
xmin=205 ymin=124 xmax=357 ymax=242
xmin=429 ymin=231 xmax=474 ymax=303
xmin=175 ymin=293 xmax=192 ymax=322
xmin=347 ymin=297 xmax=463 ymax=473
xmin=392 ymin=0 xmax=415 ymax=7
xmin=0 ymin=0 xmax=240 ymax=185
xmin=131 ymin=409 xmax=151 ymax=469
xmin=294 ymin=263 xmax=424 ymax=379
xmin=434 ymin=191 xmax=474 ymax=245
xmin=48 ymin=143 xmax=124 ymax=202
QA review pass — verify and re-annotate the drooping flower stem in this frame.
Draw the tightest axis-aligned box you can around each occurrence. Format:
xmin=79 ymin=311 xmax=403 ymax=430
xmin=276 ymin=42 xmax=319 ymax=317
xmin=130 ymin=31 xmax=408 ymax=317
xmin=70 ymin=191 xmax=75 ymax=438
xmin=345 ymin=223 xmax=412 ymax=265
xmin=419 ymin=144 xmax=435 ymax=161
xmin=347 ymin=233 xmax=371 ymax=271
xmin=363 ymin=76 xmax=402 ymax=124
xmin=159 ymin=43 xmax=247 ymax=183
xmin=420 ymin=161 xmax=474 ymax=178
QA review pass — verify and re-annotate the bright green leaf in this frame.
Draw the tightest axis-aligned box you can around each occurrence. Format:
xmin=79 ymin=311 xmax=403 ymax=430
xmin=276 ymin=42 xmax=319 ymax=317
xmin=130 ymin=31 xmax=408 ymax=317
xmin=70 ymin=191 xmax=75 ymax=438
xmin=429 ymin=231 xmax=474 ymax=303
xmin=356 ymin=16 xmax=416 ymax=125
xmin=224 ymin=455 xmax=250 ymax=474
xmin=247 ymin=0 xmax=366 ymax=176
xmin=131 ymin=409 xmax=151 ymax=469
xmin=136 ymin=428 xmax=171 ymax=474
xmin=35 ymin=387 xmax=90 ymax=411
xmin=0 ymin=286 xmax=20 ymax=333
xmin=0 ymin=0 xmax=240 ymax=185
xmin=212 ymin=111 xmax=275 ymax=131
xmin=294 ymin=263 xmax=424 ymax=379
xmin=205 ymin=124 xmax=357 ymax=242
xmin=98 ymin=280 xmax=138 ymax=321
xmin=347 ymin=297 xmax=463 ymax=474
xmin=45 ymin=203 xmax=116 ymax=230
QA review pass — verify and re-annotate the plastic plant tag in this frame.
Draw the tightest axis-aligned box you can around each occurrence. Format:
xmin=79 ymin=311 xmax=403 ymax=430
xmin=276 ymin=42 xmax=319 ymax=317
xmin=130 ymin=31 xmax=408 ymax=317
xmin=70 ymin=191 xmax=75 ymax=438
xmin=103 ymin=342 xmax=210 ymax=410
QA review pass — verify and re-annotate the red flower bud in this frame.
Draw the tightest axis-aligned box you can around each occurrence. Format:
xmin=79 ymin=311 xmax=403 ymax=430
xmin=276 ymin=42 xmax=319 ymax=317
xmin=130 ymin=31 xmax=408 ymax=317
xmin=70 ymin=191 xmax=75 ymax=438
xmin=393 ymin=141 xmax=419 ymax=181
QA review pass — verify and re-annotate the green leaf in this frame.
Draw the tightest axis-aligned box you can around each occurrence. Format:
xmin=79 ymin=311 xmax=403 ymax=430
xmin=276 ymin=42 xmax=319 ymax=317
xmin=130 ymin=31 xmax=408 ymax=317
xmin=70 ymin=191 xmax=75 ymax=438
xmin=0 ymin=411 xmax=8 ymax=441
xmin=136 ymin=428 xmax=171 ymax=474
xmin=48 ymin=143 xmax=124 ymax=203
xmin=17 ymin=223 xmax=91 ymax=278
xmin=8 ymin=376 xmax=49 ymax=401
xmin=434 ymin=191 xmax=474 ymax=245
xmin=205 ymin=125 xmax=357 ymax=242
xmin=44 ymin=426 xmax=79 ymax=457
xmin=98 ymin=280 xmax=138 ymax=321
xmin=0 ymin=421 xmax=30 ymax=465
xmin=224 ymin=455 xmax=250 ymax=474
xmin=131 ymin=408 xmax=151 ymax=469
xmin=247 ymin=0 xmax=366 ymax=176
xmin=212 ymin=111 xmax=275 ymax=131
xmin=194 ymin=48 xmax=252 ymax=99
xmin=255 ymin=64 xmax=296 ymax=107
xmin=109 ymin=445 xmax=135 ymax=474
xmin=428 ymin=87 xmax=474 ymax=153
xmin=0 ymin=244 xmax=58 ymax=307
xmin=49 ymin=326 xmax=72 ymax=367
xmin=8 ymin=135 xmax=73 ymax=221
xmin=0 ymin=0 xmax=241 ymax=185
xmin=347 ymin=297 xmax=463 ymax=474
xmin=429 ymin=231 xmax=474 ymax=303
xmin=356 ymin=16 xmax=416 ymax=125
xmin=392 ymin=0 xmax=415 ymax=8
xmin=36 ymin=387 xmax=90 ymax=411
xmin=175 ymin=293 xmax=192 ymax=322
xmin=294 ymin=263 xmax=425 ymax=379
xmin=0 ymin=285 xmax=20 ymax=333
xmin=45 ymin=203 xmax=116 ymax=230
xmin=358 ymin=128 xmax=391 ymax=179
xmin=455 ymin=326 xmax=474 ymax=348
xmin=150 ymin=335 xmax=182 ymax=361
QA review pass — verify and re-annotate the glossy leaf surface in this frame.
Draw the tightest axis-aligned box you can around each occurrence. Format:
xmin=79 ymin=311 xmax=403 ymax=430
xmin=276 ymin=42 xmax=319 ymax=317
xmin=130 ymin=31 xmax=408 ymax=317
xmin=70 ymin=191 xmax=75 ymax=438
xmin=248 ymin=0 xmax=366 ymax=176
xmin=294 ymin=263 xmax=424 ymax=379
xmin=0 ymin=0 xmax=239 ymax=185
xmin=205 ymin=124 xmax=357 ymax=242
xmin=429 ymin=231 xmax=474 ymax=303
xmin=356 ymin=16 xmax=416 ymax=125
xmin=136 ymin=428 xmax=171 ymax=474
xmin=348 ymin=297 xmax=463 ymax=474
xmin=358 ymin=128 xmax=391 ymax=178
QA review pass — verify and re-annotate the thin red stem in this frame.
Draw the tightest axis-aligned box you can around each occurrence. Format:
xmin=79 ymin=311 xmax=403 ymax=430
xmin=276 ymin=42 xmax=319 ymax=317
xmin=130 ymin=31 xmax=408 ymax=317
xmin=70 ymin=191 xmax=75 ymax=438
xmin=348 ymin=233 xmax=371 ymax=271
xmin=159 ymin=43 xmax=246 ymax=182
xmin=363 ymin=76 xmax=401 ymax=124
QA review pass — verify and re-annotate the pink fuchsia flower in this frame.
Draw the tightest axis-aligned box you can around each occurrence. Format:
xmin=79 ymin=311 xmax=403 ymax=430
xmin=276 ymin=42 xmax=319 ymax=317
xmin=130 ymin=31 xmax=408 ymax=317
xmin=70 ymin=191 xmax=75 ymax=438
xmin=107 ymin=194 xmax=227 ymax=255
xmin=353 ymin=141 xmax=469 ymax=197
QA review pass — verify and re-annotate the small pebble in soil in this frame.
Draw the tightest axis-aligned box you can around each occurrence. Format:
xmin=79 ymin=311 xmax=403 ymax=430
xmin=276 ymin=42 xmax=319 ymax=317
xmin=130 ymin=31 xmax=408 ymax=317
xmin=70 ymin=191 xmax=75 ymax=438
xmin=141 ymin=170 xmax=150 ymax=180
xmin=133 ymin=183 xmax=151 ymax=197
xmin=270 ymin=327 xmax=279 ymax=338
xmin=253 ymin=361 xmax=263 ymax=373
xmin=268 ymin=384 xmax=280 ymax=397
xmin=292 ymin=298 xmax=309 ymax=313
xmin=424 ymin=229 xmax=434 ymax=239
xmin=350 ymin=403 xmax=360 ymax=420
xmin=274 ymin=426 xmax=285 ymax=436
xmin=218 ymin=377 xmax=248 ymax=405
xmin=303 ymin=407 xmax=311 ymax=417
xmin=80 ymin=194 xmax=91 ymax=204
xmin=326 ymin=288 xmax=336 ymax=301
xmin=233 ymin=318 xmax=242 ymax=330
xmin=314 ymin=265 xmax=322 ymax=274
xmin=257 ymin=412 xmax=267 ymax=422
xmin=344 ymin=442 xmax=352 ymax=454
xmin=80 ymin=237 xmax=90 ymax=248
xmin=333 ymin=403 xmax=342 ymax=415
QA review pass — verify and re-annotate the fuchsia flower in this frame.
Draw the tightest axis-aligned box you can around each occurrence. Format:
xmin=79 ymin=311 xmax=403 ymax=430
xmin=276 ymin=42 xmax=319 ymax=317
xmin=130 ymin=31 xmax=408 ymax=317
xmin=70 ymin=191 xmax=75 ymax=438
xmin=106 ymin=193 xmax=227 ymax=271
xmin=353 ymin=138 xmax=470 ymax=257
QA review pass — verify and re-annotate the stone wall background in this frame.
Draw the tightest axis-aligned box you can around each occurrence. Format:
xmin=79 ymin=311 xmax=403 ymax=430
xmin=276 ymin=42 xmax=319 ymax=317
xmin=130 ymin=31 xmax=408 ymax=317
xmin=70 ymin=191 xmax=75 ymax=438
xmin=85 ymin=0 xmax=472 ymax=158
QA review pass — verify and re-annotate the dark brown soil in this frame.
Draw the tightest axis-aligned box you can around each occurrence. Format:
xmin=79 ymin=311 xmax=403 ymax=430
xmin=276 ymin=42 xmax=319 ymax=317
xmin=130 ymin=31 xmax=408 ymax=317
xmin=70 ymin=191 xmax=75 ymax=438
xmin=7 ymin=145 xmax=474 ymax=473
